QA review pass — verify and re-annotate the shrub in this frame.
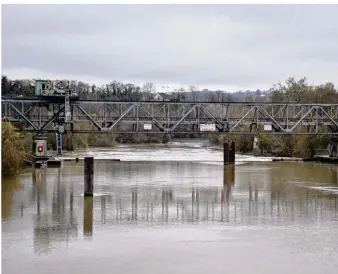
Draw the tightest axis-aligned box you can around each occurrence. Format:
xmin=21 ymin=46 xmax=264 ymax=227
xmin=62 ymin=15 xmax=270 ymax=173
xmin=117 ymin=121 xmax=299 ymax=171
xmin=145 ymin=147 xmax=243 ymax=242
xmin=1 ymin=123 xmax=25 ymax=177
xmin=258 ymin=134 xmax=273 ymax=155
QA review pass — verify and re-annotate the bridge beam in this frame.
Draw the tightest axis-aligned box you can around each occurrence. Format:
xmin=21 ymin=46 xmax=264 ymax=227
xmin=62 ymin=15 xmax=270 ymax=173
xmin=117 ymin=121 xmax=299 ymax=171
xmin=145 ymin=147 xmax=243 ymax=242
xmin=3 ymin=99 xmax=338 ymax=136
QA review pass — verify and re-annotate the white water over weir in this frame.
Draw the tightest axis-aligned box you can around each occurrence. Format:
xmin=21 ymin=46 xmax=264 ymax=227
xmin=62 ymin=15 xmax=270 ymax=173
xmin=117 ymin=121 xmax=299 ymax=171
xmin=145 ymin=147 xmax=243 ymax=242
xmin=56 ymin=139 xmax=275 ymax=163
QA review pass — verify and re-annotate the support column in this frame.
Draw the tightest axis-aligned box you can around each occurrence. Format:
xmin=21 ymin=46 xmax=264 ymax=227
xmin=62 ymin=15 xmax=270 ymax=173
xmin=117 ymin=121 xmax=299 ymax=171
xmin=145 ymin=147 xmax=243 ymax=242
xmin=253 ymin=135 xmax=260 ymax=156
xmin=223 ymin=142 xmax=230 ymax=165
xmin=32 ymin=135 xmax=48 ymax=160
xmin=229 ymin=141 xmax=236 ymax=164
xmin=84 ymin=157 xmax=94 ymax=197
xmin=69 ymin=115 xmax=75 ymax=151
xmin=56 ymin=131 xmax=62 ymax=156
xmin=162 ymin=134 xmax=170 ymax=144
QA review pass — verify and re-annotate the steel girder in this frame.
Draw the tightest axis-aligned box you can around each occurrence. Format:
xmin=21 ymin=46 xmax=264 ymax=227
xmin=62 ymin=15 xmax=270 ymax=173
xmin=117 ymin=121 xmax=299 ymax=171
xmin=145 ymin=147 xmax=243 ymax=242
xmin=2 ymin=99 xmax=338 ymax=135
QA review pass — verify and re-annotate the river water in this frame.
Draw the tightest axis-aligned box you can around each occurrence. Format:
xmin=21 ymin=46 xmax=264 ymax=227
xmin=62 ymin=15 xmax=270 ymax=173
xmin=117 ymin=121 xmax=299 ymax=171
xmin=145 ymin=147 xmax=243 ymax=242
xmin=2 ymin=139 xmax=338 ymax=274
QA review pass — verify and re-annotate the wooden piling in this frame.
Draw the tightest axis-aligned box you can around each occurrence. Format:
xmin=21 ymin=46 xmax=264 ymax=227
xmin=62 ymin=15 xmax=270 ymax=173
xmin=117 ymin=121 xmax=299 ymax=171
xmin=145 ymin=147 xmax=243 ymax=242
xmin=229 ymin=141 xmax=236 ymax=164
xmin=84 ymin=157 xmax=94 ymax=197
xmin=223 ymin=142 xmax=230 ymax=165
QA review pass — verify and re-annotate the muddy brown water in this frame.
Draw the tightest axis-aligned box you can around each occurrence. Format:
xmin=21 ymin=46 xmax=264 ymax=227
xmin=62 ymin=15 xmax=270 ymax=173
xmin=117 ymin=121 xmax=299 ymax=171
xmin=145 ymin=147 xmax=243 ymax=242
xmin=2 ymin=140 xmax=338 ymax=274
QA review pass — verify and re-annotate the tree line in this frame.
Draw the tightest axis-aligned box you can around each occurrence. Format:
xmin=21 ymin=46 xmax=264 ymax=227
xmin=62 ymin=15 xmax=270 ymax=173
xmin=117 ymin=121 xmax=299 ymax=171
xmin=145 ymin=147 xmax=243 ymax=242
xmin=1 ymin=75 xmax=262 ymax=102
xmin=2 ymin=75 xmax=338 ymax=103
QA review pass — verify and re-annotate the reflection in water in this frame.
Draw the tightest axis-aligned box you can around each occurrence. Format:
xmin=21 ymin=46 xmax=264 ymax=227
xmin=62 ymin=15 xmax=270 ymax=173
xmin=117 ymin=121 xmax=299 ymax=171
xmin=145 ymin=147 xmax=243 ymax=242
xmin=83 ymin=197 xmax=93 ymax=237
xmin=2 ymin=142 xmax=338 ymax=274
xmin=1 ymin=177 xmax=22 ymax=220
xmin=132 ymin=187 xmax=137 ymax=221
xmin=64 ymin=164 xmax=336 ymax=227
xmin=33 ymin=168 xmax=46 ymax=218
xmin=2 ymin=160 xmax=338 ymax=258
xmin=84 ymin=186 xmax=337 ymax=226
xmin=32 ymin=167 xmax=78 ymax=255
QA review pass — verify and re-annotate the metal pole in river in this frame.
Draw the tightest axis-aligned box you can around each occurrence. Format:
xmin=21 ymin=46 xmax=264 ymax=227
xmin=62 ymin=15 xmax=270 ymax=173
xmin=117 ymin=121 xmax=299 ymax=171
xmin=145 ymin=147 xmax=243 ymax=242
xmin=223 ymin=142 xmax=230 ymax=165
xmin=84 ymin=157 xmax=94 ymax=197
xmin=230 ymin=141 xmax=236 ymax=164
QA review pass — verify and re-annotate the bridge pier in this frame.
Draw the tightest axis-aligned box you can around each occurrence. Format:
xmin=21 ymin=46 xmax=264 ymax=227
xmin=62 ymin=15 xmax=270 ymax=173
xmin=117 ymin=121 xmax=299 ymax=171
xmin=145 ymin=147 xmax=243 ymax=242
xmin=253 ymin=136 xmax=260 ymax=156
xmin=229 ymin=141 xmax=236 ymax=164
xmin=32 ymin=135 xmax=49 ymax=161
xmin=162 ymin=134 xmax=170 ymax=144
xmin=224 ymin=141 xmax=235 ymax=165
xmin=223 ymin=142 xmax=229 ymax=164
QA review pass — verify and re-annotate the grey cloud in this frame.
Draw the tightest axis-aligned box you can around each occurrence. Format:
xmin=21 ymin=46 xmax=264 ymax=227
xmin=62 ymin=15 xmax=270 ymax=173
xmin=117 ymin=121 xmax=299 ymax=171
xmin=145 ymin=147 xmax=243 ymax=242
xmin=2 ymin=4 xmax=338 ymax=90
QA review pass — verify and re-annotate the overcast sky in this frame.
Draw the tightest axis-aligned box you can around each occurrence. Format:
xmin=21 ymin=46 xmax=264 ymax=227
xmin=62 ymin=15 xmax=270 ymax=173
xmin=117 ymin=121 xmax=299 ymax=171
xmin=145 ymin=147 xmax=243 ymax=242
xmin=2 ymin=4 xmax=338 ymax=92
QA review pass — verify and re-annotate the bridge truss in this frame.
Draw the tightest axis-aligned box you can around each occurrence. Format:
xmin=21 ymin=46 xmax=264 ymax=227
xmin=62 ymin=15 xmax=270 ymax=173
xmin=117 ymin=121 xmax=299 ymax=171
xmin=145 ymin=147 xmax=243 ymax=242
xmin=2 ymin=98 xmax=338 ymax=135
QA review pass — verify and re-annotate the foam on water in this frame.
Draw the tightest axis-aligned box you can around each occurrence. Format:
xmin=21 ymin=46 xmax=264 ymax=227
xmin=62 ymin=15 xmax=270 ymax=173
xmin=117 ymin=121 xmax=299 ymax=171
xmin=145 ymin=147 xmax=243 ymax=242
xmin=309 ymin=186 xmax=338 ymax=194
xmin=58 ymin=139 xmax=274 ymax=164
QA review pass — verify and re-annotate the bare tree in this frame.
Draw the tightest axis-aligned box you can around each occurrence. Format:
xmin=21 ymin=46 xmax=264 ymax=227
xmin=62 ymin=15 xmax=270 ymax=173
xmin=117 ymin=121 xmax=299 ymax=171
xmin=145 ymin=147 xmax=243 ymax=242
xmin=188 ymin=85 xmax=199 ymax=102
xmin=188 ymin=85 xmax=197 ymax=92
xmin=215 ymin=90 xmax=223 ymax=102
xmin=142 ymin=82 xmax=156 ymax=100
xmin=172 ymin=88 xmax=186 ymax=101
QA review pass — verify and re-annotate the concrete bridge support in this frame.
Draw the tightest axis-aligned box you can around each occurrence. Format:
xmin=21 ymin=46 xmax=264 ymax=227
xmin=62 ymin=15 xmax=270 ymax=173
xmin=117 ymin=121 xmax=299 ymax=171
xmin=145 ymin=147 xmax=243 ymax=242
xmin=32 ymin=135 xmax=49 ymax=161
xmin=162 ymin=134 xmax=171 ymax=144
xmin=253 ymin=135 xmax=260 ymax=156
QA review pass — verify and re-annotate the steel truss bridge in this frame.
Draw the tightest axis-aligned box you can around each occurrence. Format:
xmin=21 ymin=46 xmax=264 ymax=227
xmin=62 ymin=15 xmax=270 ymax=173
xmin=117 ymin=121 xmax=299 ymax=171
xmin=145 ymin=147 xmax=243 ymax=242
xmin=2 ymin=98 xmax=338 ymax=136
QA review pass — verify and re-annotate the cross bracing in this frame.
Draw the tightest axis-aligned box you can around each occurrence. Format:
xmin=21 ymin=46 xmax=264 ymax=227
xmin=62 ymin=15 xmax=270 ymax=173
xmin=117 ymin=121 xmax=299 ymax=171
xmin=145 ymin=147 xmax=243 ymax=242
xmin=2 ymin=98 xmax=338 ymax=135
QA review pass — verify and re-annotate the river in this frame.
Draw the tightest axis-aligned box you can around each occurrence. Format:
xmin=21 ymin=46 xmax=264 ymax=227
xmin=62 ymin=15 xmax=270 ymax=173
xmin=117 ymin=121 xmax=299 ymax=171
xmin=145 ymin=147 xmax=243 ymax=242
xmin=2 ymin=139 xmax=338 ymax=274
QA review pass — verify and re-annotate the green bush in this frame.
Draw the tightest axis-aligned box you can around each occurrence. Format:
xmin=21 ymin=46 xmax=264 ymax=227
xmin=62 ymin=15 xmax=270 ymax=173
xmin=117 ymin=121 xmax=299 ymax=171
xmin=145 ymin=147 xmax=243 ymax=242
xmin=258 ymin=134 xmax=273 ymax=155
xmin=1 ymin=123 xmax=25 ymax=177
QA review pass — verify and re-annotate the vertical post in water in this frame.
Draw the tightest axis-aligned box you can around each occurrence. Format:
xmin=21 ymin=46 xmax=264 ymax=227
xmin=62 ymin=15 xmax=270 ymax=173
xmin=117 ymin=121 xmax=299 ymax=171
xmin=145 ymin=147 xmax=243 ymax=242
xmin=223 ymin=142 xmax=230 ymax=165
xmin=84 ymin=157 xmax=94 ymax=197
xmin=229 ymin=141 xmax=236 ymax=164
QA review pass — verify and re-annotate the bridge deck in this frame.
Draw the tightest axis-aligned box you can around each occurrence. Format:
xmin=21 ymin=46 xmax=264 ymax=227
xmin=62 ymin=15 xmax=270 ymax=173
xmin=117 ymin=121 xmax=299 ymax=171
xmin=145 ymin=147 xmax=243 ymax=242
xmin=2 ymin=98 xmax=338 ymax=135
